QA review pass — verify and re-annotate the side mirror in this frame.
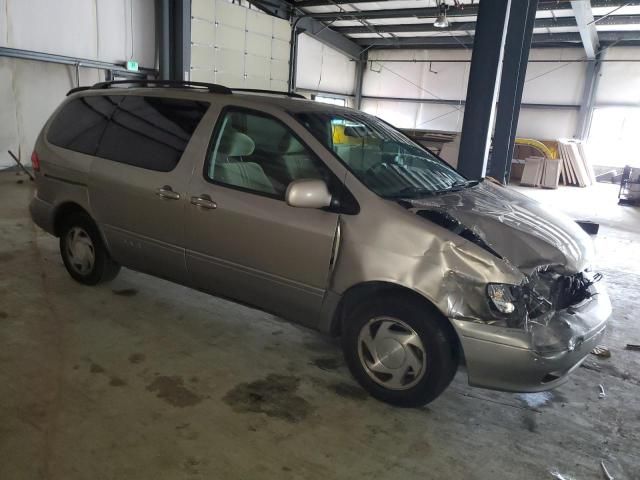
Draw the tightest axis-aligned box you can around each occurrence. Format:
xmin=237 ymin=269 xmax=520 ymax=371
xmin=286 ymin=179 xmax=332 ymax=209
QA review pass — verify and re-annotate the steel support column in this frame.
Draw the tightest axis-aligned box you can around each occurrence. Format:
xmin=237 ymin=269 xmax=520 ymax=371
xmin=170 ymin=0 xmax=191 ymax=81
xmin=157 ymin=0 xmax=171 ymax=80
xmin=576 ymin=55 xmax=602 ymax=139
xmin=354 ymin=52 xmax=367 ymax=110
xmin=488 ymin=0 xmax=539 ymax=184
xmin=157 ymin=0 xmax=189 ymax=81
xmin=288 ymin=23 xmax=301 ymax=93
xmin=456 ymin=0 xmax=511 ymax=179
xmin=572 ymin=1 xmax=601 ymax=140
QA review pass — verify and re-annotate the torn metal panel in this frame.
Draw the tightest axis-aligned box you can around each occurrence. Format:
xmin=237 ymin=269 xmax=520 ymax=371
xmin=405 ymin=181 xmax=594 ymax=274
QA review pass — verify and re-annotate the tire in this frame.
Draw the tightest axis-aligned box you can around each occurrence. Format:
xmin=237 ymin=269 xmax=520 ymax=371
xmin=342 ymin=294 xmax=457 ymax=407
xmin=59 ymin=212 xmax=120 ymax=285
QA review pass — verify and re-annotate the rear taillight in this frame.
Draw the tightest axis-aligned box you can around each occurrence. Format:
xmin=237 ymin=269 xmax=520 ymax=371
xmin=31 ymin=150 xmax=40 ymax=172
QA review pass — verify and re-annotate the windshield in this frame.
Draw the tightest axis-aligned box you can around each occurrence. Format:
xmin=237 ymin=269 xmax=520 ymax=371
xmin=295 ymin=111 xmax=470 ymax=198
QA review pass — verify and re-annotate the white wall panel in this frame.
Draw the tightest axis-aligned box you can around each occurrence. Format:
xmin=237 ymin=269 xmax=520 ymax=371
xmin=190 ymin=0 xmax=290 ymax=90
xmin=0 ymin=0 xmax=7 ymax=48
xmin=192 ymin=0 xmax=215 ymax=22
xmin=0 ymin=60 xmax=20 ymax=164
xmin=361 ymin=99 xmax=420 ymax=129
xmin=516 ymin=109 xmax=578 ymax=139
xmin=0 ymin=0 xmax=154 ymax=167
xmin=192 ymin=19 xmax=216 ymax=45
xmin=0 ymin=59 xmax=103 ymax=167
xmin=597 ymin=47 xmax=640 ymax=105
xmin=521 ymin=48 xmax=585 ymax=105
xmin=415 ymin=103 xmax=466 ymax=132
xmin=2 ymin=0 xmax=155 ymax=66
xmin=295 ymin=34 xmax=355 ymax=95
xmin=359 ymin=47 xmax=609 ymax=142
xmin=365 ymin=49 xmax=471 ymax=101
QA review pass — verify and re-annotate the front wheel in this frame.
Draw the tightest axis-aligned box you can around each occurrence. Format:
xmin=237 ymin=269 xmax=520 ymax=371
xmin=59 ymin=212 xmax=120 ymax=285
xmin=342 ymin=295 xmax=458 ymax=407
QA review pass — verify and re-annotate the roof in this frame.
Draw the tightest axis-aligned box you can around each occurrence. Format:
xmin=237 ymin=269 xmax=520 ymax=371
xmin=260 ymin=0 xmax=640 ymax=51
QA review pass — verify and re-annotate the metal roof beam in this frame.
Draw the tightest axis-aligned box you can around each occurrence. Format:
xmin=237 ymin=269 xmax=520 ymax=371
xmin=309 ymin=6 xmax=477 ymax=21
xmin=293 ymin=0 xmax=390 ymax=6
xmin=571 ymin=1 xmax=600 ymax=58
xmin=296 ymin=16 xmax=362 ymax=60
xmin=354 ymin=31 xmax=640 ymax=48
xmin=334 ymin=14 xmax=640 ymax=35
xmin=248 ymin=0 xmax=362 ymax=60
xmin=309 ymin=1 xmax=640 ymax=21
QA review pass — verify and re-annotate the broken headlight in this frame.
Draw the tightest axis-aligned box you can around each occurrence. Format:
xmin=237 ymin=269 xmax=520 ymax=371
xmin=486 ymin=283 xmax=528 ymax=328
xmin=487 ymin=283 xmax=520 ymax=314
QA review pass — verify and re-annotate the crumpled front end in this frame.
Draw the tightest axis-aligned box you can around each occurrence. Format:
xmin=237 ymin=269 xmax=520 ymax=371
xmin=402 ymin=182 xmax=612 ymax=391
xmin=453 ymin=272 xmax=610 ymax=392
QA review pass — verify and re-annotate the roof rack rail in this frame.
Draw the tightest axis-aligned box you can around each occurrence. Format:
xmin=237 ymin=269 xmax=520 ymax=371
xmin=232 ymin=88 xmax=306 ymax=99
xmin=66 ymin=86 xmax=92 ymax=96
xmin=90 ymin=79 xmax=232 ymax=94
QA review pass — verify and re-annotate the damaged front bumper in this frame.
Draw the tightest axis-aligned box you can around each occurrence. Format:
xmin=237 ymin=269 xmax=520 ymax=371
xmin=451 ymin=280 xmax=611 ymax=392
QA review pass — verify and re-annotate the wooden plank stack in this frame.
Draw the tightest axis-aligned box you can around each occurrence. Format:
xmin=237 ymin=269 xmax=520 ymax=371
xmin=557 ymin=139 xmax=596 ymax=187
xmin=520 ymin=156 xmax=562 ymax=188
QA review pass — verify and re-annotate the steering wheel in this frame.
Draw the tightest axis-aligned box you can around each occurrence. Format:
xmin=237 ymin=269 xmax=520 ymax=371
xmin=363 ymin=161 xmax=391 ymax=180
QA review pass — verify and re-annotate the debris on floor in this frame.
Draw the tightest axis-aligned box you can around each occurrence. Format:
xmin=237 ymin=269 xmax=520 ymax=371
xmin=580 ymin=360 xmax=602 ymax=373
xmin=7 ymin=149 xmax=35 ymax=181
xmin=600 ymin=461 xmax=614 ymax=480
xmin=550 ymin=468 xmax=575 ymax=480
xmin=598 ymin=384 xmax=606 ymax=399
xmin=575 ymin=220 xmax=599 ymax=235
xmin=625 ymin=344 xmax=640 ymax=352
xmin=591 ymin=345 xmax=611 ymax=358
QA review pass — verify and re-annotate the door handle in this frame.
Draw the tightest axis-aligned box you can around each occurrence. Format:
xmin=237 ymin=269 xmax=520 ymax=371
xmin=156 ymin=185 xmax=180 ymax=200
xmin=190 ymin=194 xmax=217 ymax=210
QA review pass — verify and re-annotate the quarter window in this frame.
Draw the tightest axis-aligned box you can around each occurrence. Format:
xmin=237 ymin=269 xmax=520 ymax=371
xmin=206 ymin=110 xmax=334 ymax=199
xmin=47 ymin=95 xmax=208 ymax=172
xmin=96 ymin=96 xmax=208 ymax=172
xmin=47 ymin=96 xmax=120 ymax=155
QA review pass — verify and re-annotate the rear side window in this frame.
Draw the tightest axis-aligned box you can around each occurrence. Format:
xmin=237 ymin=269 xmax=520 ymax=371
xmin=47 ymin=96 xmax=121 ymax=155
xmin=97 ymin=96 xmax=208 ymax=171
xmin=48 ymin=95 xmax=209 ymax=172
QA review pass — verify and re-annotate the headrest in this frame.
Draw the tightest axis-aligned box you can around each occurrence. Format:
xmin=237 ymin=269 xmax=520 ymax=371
xmin=222 ymin=129 xmax=255 ymax=157
xmin=278 ymin=134 xmax=306 ymax=155
xmin=344 ymin=126 xmax=365 ymax=138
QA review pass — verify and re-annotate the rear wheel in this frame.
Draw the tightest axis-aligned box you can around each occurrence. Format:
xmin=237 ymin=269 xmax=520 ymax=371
xmin=59 ymin=212 xmax=120 ymax=285
xmin=342 ymin=295 xmax=457 ymax=407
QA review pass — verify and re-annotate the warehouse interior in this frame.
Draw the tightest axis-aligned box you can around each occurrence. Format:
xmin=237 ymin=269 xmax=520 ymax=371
xmin=1 ymin=0 xmax=640 ymax=479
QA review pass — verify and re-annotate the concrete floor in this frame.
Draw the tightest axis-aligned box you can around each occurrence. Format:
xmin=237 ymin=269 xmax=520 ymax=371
xmin=1 ymin=171 xmax=639 ymax=479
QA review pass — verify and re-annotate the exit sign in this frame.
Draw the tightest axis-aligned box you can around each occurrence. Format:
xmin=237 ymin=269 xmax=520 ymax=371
xmin=126 ymin=60 xmax=139 ymax=72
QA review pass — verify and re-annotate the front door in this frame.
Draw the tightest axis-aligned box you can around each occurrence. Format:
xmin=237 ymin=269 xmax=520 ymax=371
xmin=184 ymin=107 xmax=341 ymax=326
xmin=89 ymin=94 xmax=210 ymax=284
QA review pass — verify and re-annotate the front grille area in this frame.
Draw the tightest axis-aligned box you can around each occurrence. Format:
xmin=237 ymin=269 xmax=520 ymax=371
xmin=525 ymin=269 xmax=599 ymax=318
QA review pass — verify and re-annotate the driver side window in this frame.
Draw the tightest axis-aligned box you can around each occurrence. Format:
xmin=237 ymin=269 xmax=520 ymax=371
xmin=206 ymin=109 xmax=332 ymax=199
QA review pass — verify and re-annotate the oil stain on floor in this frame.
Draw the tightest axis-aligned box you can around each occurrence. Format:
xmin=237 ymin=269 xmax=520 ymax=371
xmin=223 ymin=374 xmax=312 ymax=423
xmin=112 ymin=288 xmax=139 ymax=297
xmin=146 ymin=375 xmax=202 ymax=407
xmin=329 ymin=382 xmax=368 ymax=401
xmin=311 ymin=357 xmax=343 ymax=371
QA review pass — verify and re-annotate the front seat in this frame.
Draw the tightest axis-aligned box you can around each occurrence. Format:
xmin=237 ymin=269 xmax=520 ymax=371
xmin=214 ymin=130 xmax=276 ymax=194
xmin=279 ymin=134 xmax=322 ymax=181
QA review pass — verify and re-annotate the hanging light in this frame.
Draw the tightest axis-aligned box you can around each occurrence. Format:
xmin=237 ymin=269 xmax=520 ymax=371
xmin=434 ymin=2 xmax=449 ymax=28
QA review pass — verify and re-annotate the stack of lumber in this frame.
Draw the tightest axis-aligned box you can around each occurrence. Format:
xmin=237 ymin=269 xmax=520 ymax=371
xmin=557 ymin=139 xmax=596 ymax=187
xmin=520 ymin=156 xmax=562 ymax=188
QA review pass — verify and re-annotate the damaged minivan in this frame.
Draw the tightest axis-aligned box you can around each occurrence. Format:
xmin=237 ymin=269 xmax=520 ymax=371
xmin=30 ymin=82 xmax=611 ymax=406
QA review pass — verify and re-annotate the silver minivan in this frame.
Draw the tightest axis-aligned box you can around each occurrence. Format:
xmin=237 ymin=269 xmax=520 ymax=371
xmin=30 ymin=81 xmax=611 ymax=406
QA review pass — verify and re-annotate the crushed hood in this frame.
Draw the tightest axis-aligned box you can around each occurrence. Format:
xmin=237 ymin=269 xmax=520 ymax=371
xmin=406 ymin=181 xmax=594 ymax=274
